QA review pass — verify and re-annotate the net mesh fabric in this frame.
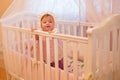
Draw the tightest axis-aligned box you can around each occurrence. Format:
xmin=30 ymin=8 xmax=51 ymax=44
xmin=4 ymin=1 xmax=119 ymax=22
xmin=1 ymin=0 xmax=120 ymax=23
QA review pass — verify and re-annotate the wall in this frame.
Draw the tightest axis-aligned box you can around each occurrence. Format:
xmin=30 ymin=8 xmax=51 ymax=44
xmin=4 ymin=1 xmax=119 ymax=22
xmin=0 ymin=0 xmax=13 ymax=18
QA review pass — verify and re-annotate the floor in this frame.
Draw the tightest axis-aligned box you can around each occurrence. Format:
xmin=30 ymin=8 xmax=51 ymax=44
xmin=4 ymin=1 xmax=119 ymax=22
xmin=0 ymin=51 xmax=7 ymax=80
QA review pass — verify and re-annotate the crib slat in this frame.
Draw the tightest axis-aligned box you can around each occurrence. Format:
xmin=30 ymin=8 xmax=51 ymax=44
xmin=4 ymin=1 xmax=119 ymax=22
xmin=117 ymin=28 xmax=120 ymax=80
xmin=2 ymin=30 xmax=9 ymax=79
xmin=6 ymin=30 xmax=11 ymax=72
xmin=102 ymin=31 xmax=107 ymax=80
xmin=73 ymin=25 xmax=77 ymax=36
xmin=104 ymin=30 xmax=111 ymax=80
xmin=23 ymin=54 xmax=27 ymax=80
xmin=21 ymin=33 xmax=27 ymax=78
xmin=39 ymin=36 xmax=44 ymax=80
xmin=61 ymin=24 xmax=65 ymax=34
xmin=13 ymin=30 xmax=16 ymax=74
xmin=113 ymin=28 xmax=120 ymax=80
xmin=63 ymin=41 xmax=68 ymax=80
xmin=68 ymin=25 xmax=71 ymax=35
xmin=60 ymin=70 xmax=65 ymax=80
xmin=21 ymin=32 xmax=25 ymax=78
xmin=33 ymin=35 xmax=37 ymax=60
xmin=97 ymin=32 xmax=104 ymax=80
xmin=37 ymin=61 xmax=41 ymax=80
xmin=51 ymin=67 xmax=55 ymax=80
xmin=32 ymin=35 xmax=38 ymax=80
xmin=6 ymin=31 xmax=10 ymax=73
xmin=68 ymin=73 xmax=73 ymax=80
xmin=16 ymin=32 xmax=21 ymax=75
xmin=80 ymin=25 xmax=83 ymax=37
xmin=46 ymin=37 xmax=51 ymax=80
xmin=13 ymin=31 xmax=16 ymax=74
xmin=18 ymin=32 xmax=22 ymax=77
xmin=73 ymin=42 xmax=78 ymax=80
xmin=27 ymin=58 xmax=32 ymax=80
xmin=17 ymin=32 xmax=22 ymax=76
xmin=118 ymin=29 xmax=120 ymax=79
xmin=8 ymin=31 xmax=12 ymax=72
xmin=54 ymin=39 xmax=59 ymax=80
xmin=24 ymin=33 xmax=29 ymax=80
xmin=27 ymin=34 xmax=32 ymax=80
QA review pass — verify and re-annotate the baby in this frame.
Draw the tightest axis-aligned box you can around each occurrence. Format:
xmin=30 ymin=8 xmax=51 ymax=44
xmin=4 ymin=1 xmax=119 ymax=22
xmin=31 ymin=13 xmax=63 ymax=69
xmin=40 ymin=13 xmax=55 ymax=33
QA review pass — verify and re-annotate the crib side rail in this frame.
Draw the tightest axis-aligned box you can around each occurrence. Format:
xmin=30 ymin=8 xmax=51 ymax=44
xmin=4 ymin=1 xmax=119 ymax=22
xmin=1 ymin=12 xmax=39 ymax=28
xmin=86 ymin=14 xmax=120 ymax=80
xmin=2 ymin=25 xmax=88 ymax=80
xmin=1 ymin=12 xmax=94 ymax=38
xmin=57 ymin=21 xmax=94 ymax=37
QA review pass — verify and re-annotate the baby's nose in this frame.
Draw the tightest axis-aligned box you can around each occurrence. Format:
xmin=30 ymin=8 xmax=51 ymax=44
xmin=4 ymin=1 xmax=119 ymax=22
xmin=46 ymin=22 xmax=50 ymax=24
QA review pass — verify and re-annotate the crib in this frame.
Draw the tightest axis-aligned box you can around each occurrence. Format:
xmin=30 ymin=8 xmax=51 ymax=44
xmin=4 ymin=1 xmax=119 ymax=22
xmin=1 ymin=13 xmax=120 ymax=80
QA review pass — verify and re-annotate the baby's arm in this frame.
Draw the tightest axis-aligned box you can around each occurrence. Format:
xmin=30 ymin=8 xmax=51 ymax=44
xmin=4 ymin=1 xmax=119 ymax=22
xmin=31 ymin=27 xmax=39 ymax=41
xmin=31 ymin=27 xmax=37 ymax=32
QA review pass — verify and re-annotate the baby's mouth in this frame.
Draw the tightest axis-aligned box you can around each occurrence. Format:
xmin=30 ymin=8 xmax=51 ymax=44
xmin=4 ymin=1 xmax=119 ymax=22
xmin=46 ymin=26 xmax=50 ymax=28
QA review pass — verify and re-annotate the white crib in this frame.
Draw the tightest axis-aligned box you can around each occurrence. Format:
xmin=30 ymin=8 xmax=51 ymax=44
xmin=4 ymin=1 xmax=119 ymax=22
xmin=1 ymin=13 xmax=120 ymax=80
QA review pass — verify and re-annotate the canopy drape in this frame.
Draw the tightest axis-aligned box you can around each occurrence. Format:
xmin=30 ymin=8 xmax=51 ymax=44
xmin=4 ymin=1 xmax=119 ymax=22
xmin=2 ymin=0 xmax=120 ymax=23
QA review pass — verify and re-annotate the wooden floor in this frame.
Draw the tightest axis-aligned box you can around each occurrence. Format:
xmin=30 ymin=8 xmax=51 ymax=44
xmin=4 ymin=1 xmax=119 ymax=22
xmin=0 ymin=51 xmax=7 ymax=80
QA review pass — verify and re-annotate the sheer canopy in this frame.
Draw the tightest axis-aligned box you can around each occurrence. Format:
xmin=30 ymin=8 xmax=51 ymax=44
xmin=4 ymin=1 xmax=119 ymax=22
xmin=2 ymin=0 xmax=120 ymax=23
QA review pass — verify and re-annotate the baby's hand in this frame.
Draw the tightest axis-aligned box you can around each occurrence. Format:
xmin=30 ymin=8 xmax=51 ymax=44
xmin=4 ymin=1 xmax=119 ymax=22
xmin=48 ymin=31 xmax=52 ymax=34
xmin=48 ymin=30 xmax=55 ymax=34
xmin=31 ymin=27 xmax=37 ymax=32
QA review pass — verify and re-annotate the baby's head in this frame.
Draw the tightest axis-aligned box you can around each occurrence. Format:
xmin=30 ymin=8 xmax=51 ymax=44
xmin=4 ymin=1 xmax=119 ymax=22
xmin=40 ymin=13 xmax=55 ymax=32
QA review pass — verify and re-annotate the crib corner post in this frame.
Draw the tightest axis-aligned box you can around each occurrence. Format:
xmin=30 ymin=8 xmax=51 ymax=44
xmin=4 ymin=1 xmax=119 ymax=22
xmin=0 ymin=22 xmax=3 ymax=52
xmin=84 ymin=29 xmax=94 ymax=80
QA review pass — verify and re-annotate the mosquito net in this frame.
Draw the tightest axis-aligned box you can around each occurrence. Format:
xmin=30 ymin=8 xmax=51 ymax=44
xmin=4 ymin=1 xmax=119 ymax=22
xmin=1 ymin=0 xmax=120 ymax=23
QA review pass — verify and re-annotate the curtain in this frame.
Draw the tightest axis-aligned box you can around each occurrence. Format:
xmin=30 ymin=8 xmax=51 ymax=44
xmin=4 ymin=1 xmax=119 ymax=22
xmin=2 ymin=0 xmax=120 ymax=23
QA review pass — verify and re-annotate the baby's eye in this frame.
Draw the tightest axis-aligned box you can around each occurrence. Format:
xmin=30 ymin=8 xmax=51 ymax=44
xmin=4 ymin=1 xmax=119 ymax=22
xmin=49 ymin=21 xmax=52 ymax=23
xmin=43 ymin=22 xmax=46 ymax=23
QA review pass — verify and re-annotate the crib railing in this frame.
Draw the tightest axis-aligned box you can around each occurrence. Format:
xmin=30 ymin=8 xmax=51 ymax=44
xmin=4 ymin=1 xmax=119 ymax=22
xmin=1 ymin=12 xmax=94 ymax=38
xmin=56 ymin=21 xmax=93 ymax=37
xmin=2 ymin=26 xmax=88 ymax=80
xmin=86 ymin=14 xmax=120 ymax=80
xmin=0 ymin=23 xmax=2 ymax=52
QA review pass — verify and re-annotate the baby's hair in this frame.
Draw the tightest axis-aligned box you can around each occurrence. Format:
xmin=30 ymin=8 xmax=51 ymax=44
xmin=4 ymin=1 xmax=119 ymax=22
xmin=39 ymin=12 xmax=57 ymax=32
xmin=40 ymin=13 xmax=55 ymax=22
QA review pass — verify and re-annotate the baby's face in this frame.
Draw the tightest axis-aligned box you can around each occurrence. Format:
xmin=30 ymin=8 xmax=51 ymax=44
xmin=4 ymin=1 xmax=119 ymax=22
xmin=41 ymin=16 xmax=55 ymax=32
